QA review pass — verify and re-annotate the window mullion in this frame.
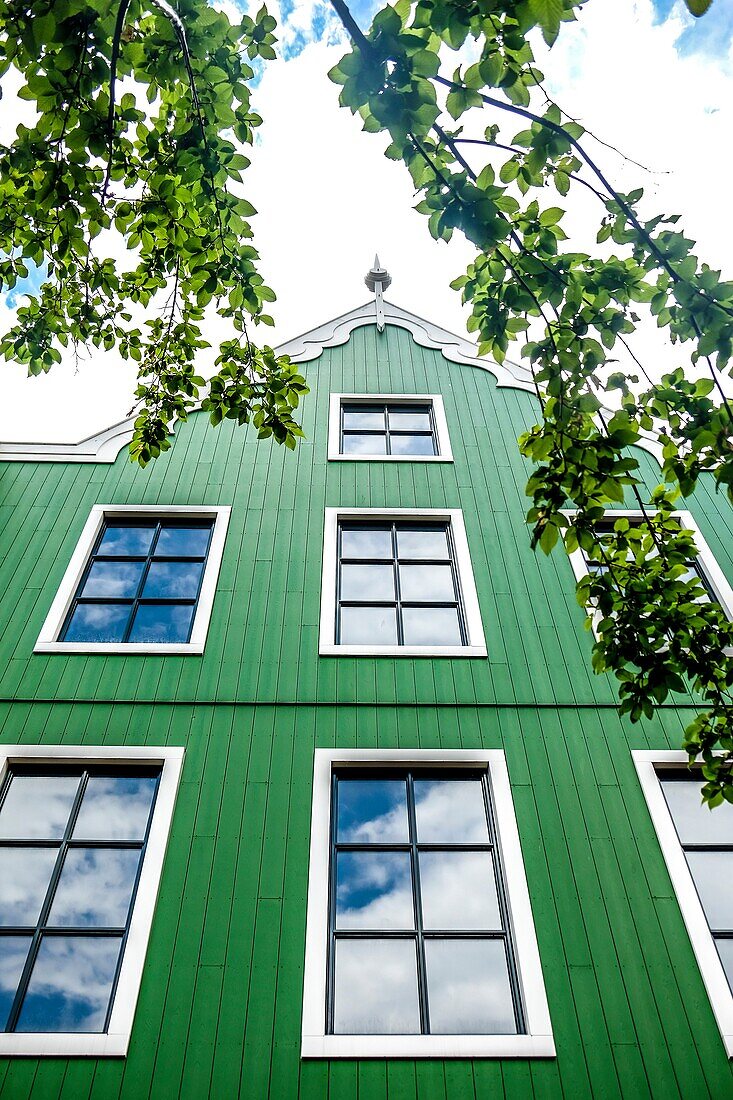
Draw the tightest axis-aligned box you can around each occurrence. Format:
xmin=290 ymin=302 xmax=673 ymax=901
xmin=393 ymin=524 xmax=404 ymax=646
xmin=121 ymin=523 xmax=160 ymax=643
xmin=407 ymin=773 xmax=430 ymax=1035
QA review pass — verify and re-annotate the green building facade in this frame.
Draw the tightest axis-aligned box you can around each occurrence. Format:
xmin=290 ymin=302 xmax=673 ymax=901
xmin=1 ymin=290 xmax=733 ymax=1098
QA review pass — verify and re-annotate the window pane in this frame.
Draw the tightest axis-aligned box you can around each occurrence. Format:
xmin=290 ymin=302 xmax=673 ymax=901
xmin=340 ymin=606 xmax=398 ymax=646
xmin=142 ymin=560 xmax=203 ymax=599
xmin=686 ymin=851 xmax=733 ymax=931
xmin=716 ymin=938 xmax=733 ymax=995
xmin=81 ymin=561 xmax=145 ymax=599
xmin=48 ymin=848 xmax=140 ymax=928
xmin=419 ymin=851 xmax=500 ymax=930
xmin=73 ymin=775 xmax=158 ymax=842
xmin=388 ymin=409 xmax=432 ymax=431
xmin=342 ymin=434 xmax=388 ymax=456
xmin=399 ymin=564 xmax=455 ymax=602
xmin=425 ymin=939 xmax=516 ymax=1034
xmin=128 ymin=603 xmax=194 ymax=644
xmin=155 ymin=525 xmax=211 ymax=557
xmin=341 ymin=564 xmax=395 ymax=602
xmin=0 ymin=775 xmax=80 ymax=840
xmin=390 ymin=435 xmax=436 ymax=456
xmin=661 ymin=777 xmax=733 ymax=845
xmin=0 ymin=849 xmax=58 ymax=926
xmin=396 ymin=527 xmax=449 ymax=560
xmin=340 ymin=527 xmax=393 ymax=560
xmin=0 ymin=936 xmax=31 ymax=1029
xmin=97 ymin=526 xmax=155 ymax=557
xmin=17 ymin=935 xmax=122 ymax=1033
xmin=342 ymin=408 xmax=385 ymax=430
xmin=414 ymin=779 xmax=489 ymax=843
xmin=336 ymin=851 xmax=414 ymax=929
xmin=64 ymin=603 xmax=130 ymax=644
xmin=402 ymin=607 xmax=462 ymax=646
xmin=337 ymin=779 xmax=409 ymax=844
xmin=333 ymin=938 xmax=420 ymax=1034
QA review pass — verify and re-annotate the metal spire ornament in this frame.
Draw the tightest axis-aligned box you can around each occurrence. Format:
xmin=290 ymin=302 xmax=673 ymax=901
xmin=364 ymin=255 xmax=392 ymax=332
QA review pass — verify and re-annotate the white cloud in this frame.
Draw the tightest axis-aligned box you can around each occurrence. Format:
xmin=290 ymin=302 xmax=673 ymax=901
xmin=0 ymin=0 xmax=731 ymax=442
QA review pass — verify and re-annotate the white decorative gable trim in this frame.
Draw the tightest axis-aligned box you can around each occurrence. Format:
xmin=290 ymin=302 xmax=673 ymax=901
xmin=0 ymin=297 xmax=662 ymax=466
xmin=0 ymin=417 xmax=138 ymax=464
xmin=277 ymin=298 xmax=536 ymax=392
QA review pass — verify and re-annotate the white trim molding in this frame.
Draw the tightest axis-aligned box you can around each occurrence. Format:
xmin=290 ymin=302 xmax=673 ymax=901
xmin=0 ymin=743 xmax=184 ymax=1057
xmin=327 ymin=394 xmax=453 ymax=463
xmin=319 ymin=507 xmax=487 ymax=657
xmin=633 ymin=751 xmax=733 ymax=1058
xmin=278 ymin=299 xmax=536 ymax=392
xmin=34 ymin=505 xmax=230 ymax=654
xmin=301 ymin=748 xmax=555 ymax=1059
xmin=563 ymin=509 xmax=733 ymax=647
xmin=0 ymin=418 xmax=138 ymax=464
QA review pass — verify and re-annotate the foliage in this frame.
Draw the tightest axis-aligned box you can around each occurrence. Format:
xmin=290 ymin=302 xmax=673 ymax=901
xmin=0 ymin=0 xmax=307 ymax=464
xmin=0 ymin=0 xmax=729 ymax=799
xmin=329 ymin=0 xmax=733 ymax=801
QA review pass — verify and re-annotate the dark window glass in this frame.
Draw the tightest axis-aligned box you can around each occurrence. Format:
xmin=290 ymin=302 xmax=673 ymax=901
xmin=128 ymin=603 xmax=194 ymax=644
xmin=60 ymin=518 xmax=214 ymax=644
xmin=0 ymin=765 xmax=160 ymax=1034
xmin=17 ymin=935 xmax=122 ymax=1033
xmin=333 ymin=938 xmax=421 ymax=1035
xmin=337 ymin=779 xmax=409 ymax=844
xmin=660 ymin=770 xmax=733 ymax=982
xmin=424 ymin=939 xmax=516 ymax=1034
xmin=340 ymin=401 xmax=438 ymax=457
xmin=336 ymin=851 xmax=414 ymax=929
xmin=336 ymin=522 xmax=468 ymax=648
xmin=585 ymin=519 xmax=719 ymax=603
xmin=328 ymin=769 xmax=523 ymax=1035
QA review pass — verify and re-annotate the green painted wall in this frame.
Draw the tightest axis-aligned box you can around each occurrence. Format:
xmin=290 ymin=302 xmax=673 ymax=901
xmin=1 ymin=319 xmax=732 ymax=1097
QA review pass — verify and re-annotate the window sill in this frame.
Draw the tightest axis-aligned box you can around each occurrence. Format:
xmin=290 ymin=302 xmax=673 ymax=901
xmin=327 ymin=454 xmax=454 ymax=463
xmin=0 ymin=1032 xmax=129 ymax=1058
xmin=34 ymin=642 xmax=204 ymax=655
xmin=301 ymin=1033 xmax=556 ymax=1059
xmin=318 ymin=643 xmax=488 ymax=658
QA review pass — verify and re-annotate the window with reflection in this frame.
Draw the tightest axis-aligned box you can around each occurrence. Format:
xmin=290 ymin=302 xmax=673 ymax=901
xmin=61 ymin=519 xmax=214 ymax=644
xmin=336 ymin=522 xmax=466 ymax=647
xmin=659 ymin=770 xmax=733 ymax=992
xmin=0 ymin=766 xmax=160 ymax=1033
xmin=328 ymin=770 xmax=524 ymax=1035
xmin=340 ymin=402 xmax=438 ymax=457
xmin=582 ymin=517 xmax=718 ymax=602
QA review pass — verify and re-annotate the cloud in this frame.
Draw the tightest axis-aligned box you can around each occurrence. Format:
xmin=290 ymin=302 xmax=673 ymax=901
xmin=650 ymin=0 xmax=733 ymax=62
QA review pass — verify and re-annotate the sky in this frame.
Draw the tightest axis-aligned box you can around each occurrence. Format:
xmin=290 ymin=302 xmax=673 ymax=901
xmin=0 ymin=0 xmax=732 ymax=443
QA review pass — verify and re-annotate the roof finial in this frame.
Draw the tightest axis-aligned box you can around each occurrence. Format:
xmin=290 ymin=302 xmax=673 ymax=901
xmin=365 ymin=255 xmax=392 ymax=332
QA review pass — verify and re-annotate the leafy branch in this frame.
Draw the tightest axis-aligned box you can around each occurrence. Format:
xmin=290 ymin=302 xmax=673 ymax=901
xmin=328 ymin=0 xmax=733 ymax=801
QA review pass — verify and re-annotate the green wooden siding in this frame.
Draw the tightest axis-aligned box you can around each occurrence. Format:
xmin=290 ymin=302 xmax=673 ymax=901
xmin=0 ymin=319 xmax=732 ymax=1097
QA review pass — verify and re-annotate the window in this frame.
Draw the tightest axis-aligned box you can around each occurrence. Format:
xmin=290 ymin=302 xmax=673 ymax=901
xmin=633 ymin=752 xmax=733 ymax=1057
xmin=35 ymin=505 xmax=230 ymax=654
xmin=0 ymin=744 xmax=183 ymax=1056
xmin=319 ymin=509 xmax=486 ymax=656
xmin=328 ymin=395 xmax=453 ymax=462
xmin=564 ymin=509 xmax=733 ymax=642
xmin=302 ymin=750 xmax=554 ymax=1058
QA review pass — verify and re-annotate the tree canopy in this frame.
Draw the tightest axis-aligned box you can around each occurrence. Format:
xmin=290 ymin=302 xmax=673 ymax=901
xmin=1 ymin=0 xmax=732 ymax=801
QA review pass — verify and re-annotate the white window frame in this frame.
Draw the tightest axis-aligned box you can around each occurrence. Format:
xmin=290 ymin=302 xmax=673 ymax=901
xmin=34 ymin=504 xmax=231 ymax=654
xmin=563 ymin=509 xmax=733 ymax=645
xmin=319 ymin=508 xmax=487 ymax=657
xmin=328 ymin=394 xmax=453 ymax=462
xmin=0 ymin=742 xmax=184 ymax=1057
xmin=301 ymin=748 xmax=555 ymax=1059
xmin=633 ymin=751 xmax=733 ymax=1058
